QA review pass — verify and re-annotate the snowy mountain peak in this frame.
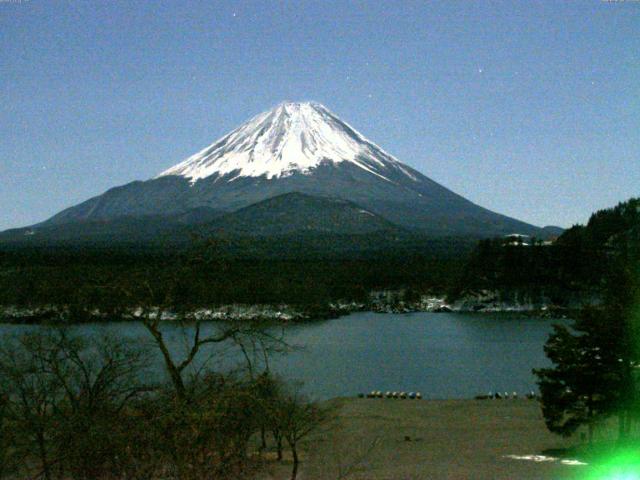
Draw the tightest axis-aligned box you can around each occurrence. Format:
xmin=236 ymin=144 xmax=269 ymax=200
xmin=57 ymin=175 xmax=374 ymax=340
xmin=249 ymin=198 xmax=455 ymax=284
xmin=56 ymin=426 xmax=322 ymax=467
xmin=31 ymin=101 xmax=545 ymax=239
xmin=157 ymin=101 xmax=407 ymax=183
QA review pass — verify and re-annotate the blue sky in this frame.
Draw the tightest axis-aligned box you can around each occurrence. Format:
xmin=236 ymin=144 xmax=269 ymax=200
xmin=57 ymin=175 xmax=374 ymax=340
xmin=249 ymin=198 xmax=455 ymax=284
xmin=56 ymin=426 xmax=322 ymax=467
xmin=1 ymin=0 xmax=639 ymax=230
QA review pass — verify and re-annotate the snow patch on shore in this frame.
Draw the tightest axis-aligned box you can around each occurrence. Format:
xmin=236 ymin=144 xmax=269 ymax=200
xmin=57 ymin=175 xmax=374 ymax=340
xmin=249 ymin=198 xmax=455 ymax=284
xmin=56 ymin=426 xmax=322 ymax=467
xmin=504 ymin=454 xmax=587 ymax=466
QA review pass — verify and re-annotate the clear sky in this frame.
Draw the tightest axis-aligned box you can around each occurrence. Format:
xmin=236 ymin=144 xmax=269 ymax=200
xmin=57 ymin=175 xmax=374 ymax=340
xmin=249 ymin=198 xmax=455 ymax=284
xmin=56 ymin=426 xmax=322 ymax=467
xmin=1 ymin=0 xmax=638 ymax=231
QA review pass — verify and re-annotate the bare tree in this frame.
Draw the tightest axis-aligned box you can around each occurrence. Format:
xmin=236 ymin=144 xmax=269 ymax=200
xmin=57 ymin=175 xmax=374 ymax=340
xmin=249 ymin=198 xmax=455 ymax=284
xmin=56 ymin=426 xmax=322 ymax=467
xmin=233 ymin=325 xmax=294 ymax=452
xmin=139 ymin=309 xmax=291 ymax=403
xmin=274 ymin=385 xmax=329 ymax=480
xmin=141 ymin=312 xmax=234 ymax=401
xmin=0 ymin=333 xmax=63 ymax=480
xmin=117 ymin=238 xmax=289 ymax=403
xmin=24 ymin=329 xmax=151 ymax=414
xmin=0 ymin=391 xmax=14 ymax=479
xmin=0 ymin=329 xmax=152 ymax=480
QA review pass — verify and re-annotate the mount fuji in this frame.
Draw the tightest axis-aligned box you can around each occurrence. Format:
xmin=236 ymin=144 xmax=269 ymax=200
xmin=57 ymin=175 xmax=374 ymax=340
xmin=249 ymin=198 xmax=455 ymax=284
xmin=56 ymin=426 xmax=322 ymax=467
xmin=3 ymin=101 xmax=555 ymax=244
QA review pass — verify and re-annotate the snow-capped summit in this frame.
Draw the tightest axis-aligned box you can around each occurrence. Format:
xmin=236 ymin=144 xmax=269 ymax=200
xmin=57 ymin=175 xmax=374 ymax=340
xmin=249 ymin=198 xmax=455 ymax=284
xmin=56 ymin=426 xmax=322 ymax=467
xmin=158 ymin=101 xmax=411 ymax=183
xmin=30 ymin=101 xmax=547 ymax=240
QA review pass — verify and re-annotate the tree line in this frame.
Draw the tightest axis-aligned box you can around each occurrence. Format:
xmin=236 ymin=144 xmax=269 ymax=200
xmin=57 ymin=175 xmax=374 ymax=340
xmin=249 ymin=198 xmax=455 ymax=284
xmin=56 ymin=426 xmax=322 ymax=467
xmin=451 ymin=198 xmax=640 ymax=306
xmin=0 ymin=319 xmax=328 ymax=480
xmin=0 ymin=238 xmax=470 ymax=320
xmin=534 ymin=199 xmax=640 ymax=447
xmin=1 ymin=198 xmax=638 ymax=319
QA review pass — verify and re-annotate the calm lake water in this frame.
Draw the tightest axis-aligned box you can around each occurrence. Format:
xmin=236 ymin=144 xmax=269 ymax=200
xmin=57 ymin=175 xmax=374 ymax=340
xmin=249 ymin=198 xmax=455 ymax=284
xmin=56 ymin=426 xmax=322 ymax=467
xmin=0 ymin=312 xmax=564 ymax=400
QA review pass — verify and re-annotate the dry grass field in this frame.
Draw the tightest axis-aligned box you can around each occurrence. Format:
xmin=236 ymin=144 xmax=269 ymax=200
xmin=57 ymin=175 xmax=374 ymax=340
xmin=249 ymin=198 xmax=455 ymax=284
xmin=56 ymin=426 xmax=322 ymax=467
xmin=263 ymin=398 xmax=589 ymax=480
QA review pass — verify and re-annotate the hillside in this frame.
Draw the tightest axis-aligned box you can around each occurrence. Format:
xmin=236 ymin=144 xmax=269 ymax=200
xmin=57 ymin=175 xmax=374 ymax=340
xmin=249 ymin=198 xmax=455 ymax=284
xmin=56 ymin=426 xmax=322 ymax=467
xmin=451 ymin=197 xmax=640 ymax=309
xmin=204 ymin=192 xmax=405 ymax=236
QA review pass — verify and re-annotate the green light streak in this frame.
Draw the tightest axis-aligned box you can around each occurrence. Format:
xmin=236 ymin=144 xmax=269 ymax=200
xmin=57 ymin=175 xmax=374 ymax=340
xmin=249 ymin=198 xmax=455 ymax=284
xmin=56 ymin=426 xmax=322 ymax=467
xmin=583 ymin=448 xmax=640 ymax=480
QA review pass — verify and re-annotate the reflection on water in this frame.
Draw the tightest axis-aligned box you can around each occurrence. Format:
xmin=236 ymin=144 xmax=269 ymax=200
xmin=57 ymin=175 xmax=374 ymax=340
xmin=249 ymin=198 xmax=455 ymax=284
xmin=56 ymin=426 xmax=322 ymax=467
xmin=0 ymin=312 xmax=564 ymax=400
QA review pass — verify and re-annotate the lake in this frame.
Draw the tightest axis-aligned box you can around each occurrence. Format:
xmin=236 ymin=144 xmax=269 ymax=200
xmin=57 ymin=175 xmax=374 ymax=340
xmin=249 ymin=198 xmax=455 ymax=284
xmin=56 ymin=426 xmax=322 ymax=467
xmin=0 ymin=311 xmax=564 ymax=400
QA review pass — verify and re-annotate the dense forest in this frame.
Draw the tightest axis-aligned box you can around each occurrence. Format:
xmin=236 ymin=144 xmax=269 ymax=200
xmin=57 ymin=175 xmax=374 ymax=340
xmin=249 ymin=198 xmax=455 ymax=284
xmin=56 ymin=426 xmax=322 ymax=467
xmin=0 ymin=198 xmax=637 ymax=321
xmin=0 ymin=235 xmax=473 ymax=320
xmin=452 ymin=197 xmax=640 ymax=307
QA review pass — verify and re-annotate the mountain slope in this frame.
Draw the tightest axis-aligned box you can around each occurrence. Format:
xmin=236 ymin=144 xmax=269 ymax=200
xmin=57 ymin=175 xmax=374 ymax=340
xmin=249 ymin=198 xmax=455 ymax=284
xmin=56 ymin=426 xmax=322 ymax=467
xmin=0 ymin=193 xmax=406 ymax=246
xmin=204 ymin=192 xmax=405 ymax=236
xmin=18 ymin=101 xmax=547 ymax=239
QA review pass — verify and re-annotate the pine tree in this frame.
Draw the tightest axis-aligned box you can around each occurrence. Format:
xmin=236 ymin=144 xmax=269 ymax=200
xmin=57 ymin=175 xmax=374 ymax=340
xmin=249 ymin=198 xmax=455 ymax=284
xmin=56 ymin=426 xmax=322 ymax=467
xmin=534 ymin=214 xmax=640 ymax=443
xmin=534 ymin=309 xmax=620 ymax=442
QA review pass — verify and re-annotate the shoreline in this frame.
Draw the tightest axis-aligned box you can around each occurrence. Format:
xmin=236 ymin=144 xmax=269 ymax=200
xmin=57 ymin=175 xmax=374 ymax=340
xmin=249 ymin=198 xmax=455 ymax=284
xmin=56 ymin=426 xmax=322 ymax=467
xmin=0 ymin=286 xmax=587 ymax=324
xmin=0 ymin=300 xmax=576 ymax=325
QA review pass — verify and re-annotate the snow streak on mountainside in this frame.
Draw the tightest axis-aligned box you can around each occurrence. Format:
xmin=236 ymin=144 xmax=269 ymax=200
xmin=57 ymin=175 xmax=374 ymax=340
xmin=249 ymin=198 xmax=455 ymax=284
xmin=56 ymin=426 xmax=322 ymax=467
xmin=158 ymin=102 xmax=416 ymax=183
xmin=8 ymin=99 xmax=551 ymax=241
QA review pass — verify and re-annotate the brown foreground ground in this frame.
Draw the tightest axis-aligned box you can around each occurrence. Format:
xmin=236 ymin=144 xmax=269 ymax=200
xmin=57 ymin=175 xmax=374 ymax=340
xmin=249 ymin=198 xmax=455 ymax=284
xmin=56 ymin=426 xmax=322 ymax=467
xmin=263 ymin=398 xmax=587 ymax=480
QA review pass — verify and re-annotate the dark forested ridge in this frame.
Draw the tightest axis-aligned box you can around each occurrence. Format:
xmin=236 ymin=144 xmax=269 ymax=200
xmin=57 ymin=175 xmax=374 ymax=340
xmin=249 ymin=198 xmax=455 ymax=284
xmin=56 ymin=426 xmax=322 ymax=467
xmin=1 ymin=198 xmax=637 ymax=321
xmin=452 ymin=197 xmax=640 ymax=307
xmin=0 ymin=234 xmax=473 ymax=320
xmin=1 ymin=189 xmax=559 ymax=247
